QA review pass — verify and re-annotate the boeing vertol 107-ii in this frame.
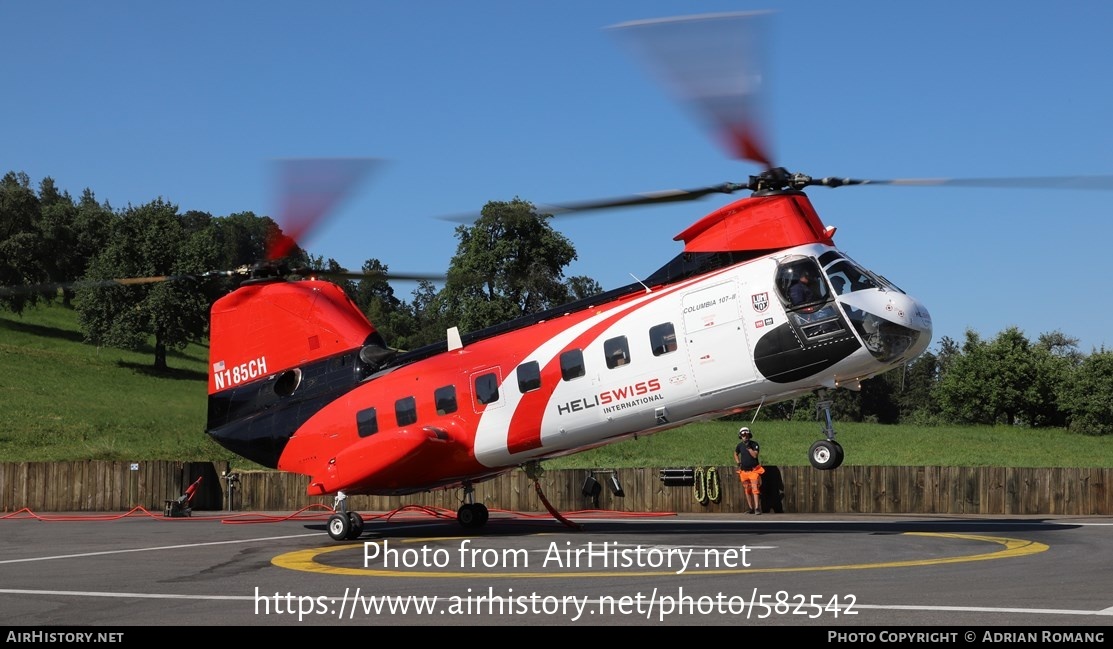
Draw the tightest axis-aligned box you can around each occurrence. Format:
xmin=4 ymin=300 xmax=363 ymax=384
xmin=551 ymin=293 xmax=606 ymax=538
xmin=9 ymin=12 xmax=1110 ymax=541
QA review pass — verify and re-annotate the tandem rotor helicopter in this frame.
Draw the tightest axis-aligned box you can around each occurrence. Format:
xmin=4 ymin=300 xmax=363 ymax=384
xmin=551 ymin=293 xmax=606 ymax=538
xmin=8 ymin=13 xmax=1112 ymax=541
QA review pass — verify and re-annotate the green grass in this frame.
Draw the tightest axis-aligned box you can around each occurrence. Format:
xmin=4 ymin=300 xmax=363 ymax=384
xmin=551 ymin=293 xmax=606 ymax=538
xmin=2 ymin=303 xmax=1111 ymax=469
xmin=545 ymin=420 xmax=1113 ymax=469
xmin=0 ymin=303 xmax=236 ymax=463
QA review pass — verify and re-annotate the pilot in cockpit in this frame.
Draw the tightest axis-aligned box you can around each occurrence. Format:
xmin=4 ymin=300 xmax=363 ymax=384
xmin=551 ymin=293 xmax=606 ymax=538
xmin=789 ymin=273 xmax=814 ymax=305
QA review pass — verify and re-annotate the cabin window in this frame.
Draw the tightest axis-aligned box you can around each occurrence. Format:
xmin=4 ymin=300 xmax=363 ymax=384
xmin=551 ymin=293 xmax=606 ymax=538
xmin=517 ymin=361 xmax=541 ymax=393
xmin=604 ymin=336 xmax=631 ymax=369
xmin=560 ymin=349 xmax=585 ymax=381
xmin=395 ymin=396 xmax=417 ymax=426
xmin=475 ymin=373 xmax=499 ymax=405
xmin=435 ymin=385 xmax=457 ymax=415
xmin=356 ymin=407 xmax=378 ymax=437
xmin=649 ymin=322 xmax=677 ymax=356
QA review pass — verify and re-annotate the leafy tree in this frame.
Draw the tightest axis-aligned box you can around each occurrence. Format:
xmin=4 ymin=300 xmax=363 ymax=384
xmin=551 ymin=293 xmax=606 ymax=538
xmin=66 ymin=189 xmax=114 ymax=304
xmin=896 ymin=350 xmax=942 ymax=423
xmin=0 ymin=171 xmax=45 ymax=313
xmin=566 ymin=275 xmax=603 ymax=301
xmin=403 ymin=279 xmax=450 ymax=350
xmin=936 ymin=330 xmax=995 ymax=424
xmin=1062 ymin=349 xmax=1113 ymax=435
xmin=74 ymin=199 xmax=210 ymax=370
xmin=982 ymin=327 xmax=1039 ymax=426
xmin=1026 ymin=331 xmax=1082 ymax=428
xmin=439 ymin=198 xmax=578 ymax=333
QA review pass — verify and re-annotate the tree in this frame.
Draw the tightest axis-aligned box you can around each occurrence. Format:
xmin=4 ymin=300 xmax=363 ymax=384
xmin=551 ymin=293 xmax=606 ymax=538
xmin=0 ymin=171 xmax=45 ymax=313
xmin=403 ymin=279 xmax=450 ymax=350
xmin=566 ymin=275 xmax=603 ymax=301
xmin=936 ymin=330 xmax=996 ymax=424
xmin=439 ymin=198 xmax=579 ymax=333
xmin=1062 ymin=349 xmax=1113 ymax=435
xmin=74 ymin=199 xmax=210 ymax=370
xmin=896 ymin=350 xmax=942 ymax=423
xmin=1026 ymin=331 xmax=1082 ymax=428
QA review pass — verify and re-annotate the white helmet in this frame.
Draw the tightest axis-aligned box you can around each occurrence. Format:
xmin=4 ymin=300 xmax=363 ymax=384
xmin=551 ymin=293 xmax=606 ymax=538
xmin=738 ymin=426 xmax=752 ymax=439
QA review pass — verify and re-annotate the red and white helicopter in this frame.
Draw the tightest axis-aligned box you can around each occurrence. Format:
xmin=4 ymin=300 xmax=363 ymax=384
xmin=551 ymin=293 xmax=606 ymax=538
xmin=10 ymin=13 xmax=1106 ymax=541
xmin=203 ymin=12 xmax=1113 ymax=540
xmin=204 ymin=13 xmax=948 ymax=540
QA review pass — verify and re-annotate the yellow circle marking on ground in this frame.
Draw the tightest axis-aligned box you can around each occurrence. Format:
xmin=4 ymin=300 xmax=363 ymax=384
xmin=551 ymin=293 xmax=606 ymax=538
xmin=271 ymin=532 xmax=1048 ymax=578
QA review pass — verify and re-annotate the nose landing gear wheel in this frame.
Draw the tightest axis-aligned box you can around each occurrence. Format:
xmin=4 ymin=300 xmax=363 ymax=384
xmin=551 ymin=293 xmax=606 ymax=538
xmin=327 ymin=513 xmax=352 ymax=541
xmin=808 ymin=439 xmax=844 ymax=470
xmin=346 ymin=511 xmax=365 ymax=539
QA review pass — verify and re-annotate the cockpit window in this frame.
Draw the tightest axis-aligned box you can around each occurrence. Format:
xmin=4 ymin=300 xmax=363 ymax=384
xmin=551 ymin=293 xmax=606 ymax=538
xmin=823 ymin=255 xmax=904 ymax=295
xmin=775 ymin=257 xmax=829 ymax=308
xmin=824 ymin=260 xmax=878 ymax=295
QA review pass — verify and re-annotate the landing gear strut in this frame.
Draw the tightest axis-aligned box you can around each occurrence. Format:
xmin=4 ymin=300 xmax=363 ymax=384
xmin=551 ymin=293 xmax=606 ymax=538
xmin=808 ymin=390 xmax=844 ymax=470
xmin=327 ymin=491 xmax=365 ymax=541
xmin=457 ymin=482 xmax=489 ymax=529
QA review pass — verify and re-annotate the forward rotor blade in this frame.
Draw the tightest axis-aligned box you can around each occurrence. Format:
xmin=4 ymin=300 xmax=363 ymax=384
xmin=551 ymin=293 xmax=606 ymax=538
xmin=816 ymin=174 xmax=1113 ymax=190
xmin=440 ymin=183 xmax=748 ymax=223
xmin=609 ymin=11 xmax=774 ymax=168
xmin=533 ymin=183 xmax=750 ymax=215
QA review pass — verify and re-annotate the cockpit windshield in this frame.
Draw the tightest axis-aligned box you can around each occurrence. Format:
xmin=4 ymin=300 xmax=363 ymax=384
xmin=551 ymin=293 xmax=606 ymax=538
xmin=824 ymin=259 xmax=877 ymax=296
xmin=822 ymin=253 xmax=907 ymax=295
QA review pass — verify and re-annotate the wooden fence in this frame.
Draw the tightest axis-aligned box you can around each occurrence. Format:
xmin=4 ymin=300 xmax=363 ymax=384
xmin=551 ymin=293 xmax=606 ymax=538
xmin=1 ymin=461 xmax=1109 ymax=515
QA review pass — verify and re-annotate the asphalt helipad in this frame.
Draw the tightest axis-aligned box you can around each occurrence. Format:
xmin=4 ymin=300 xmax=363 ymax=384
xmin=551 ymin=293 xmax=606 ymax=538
xmin=1 ymin=508 xmax=1111 ymax=626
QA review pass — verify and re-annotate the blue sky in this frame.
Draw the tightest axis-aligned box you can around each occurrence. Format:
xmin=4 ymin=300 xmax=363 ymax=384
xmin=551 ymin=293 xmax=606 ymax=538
xmin=3 ymin=2 xmax=1112 ymax=354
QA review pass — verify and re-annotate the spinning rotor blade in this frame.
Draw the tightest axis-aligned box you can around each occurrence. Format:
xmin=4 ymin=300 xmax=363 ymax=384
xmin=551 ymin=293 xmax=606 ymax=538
xmin=295 ymin=268 xmax=446 ymax=283
xmin=0 ymin=274 xmax=213 ymax=298
xmin=609 ymin=11 xmax=774 ymax=168
xmin=267 ymin=158 xmax=382 ymax=260
xmin=809 ymin=174 xmax=1113 ymax=190
xmin=529 ymin=183 xmax=750 ymax=216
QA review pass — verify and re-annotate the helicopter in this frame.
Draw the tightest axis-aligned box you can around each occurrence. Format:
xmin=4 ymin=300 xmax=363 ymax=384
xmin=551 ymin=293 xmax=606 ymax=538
xmin=202 ymin=13 xmax=945 ymax=541
xmin=6 ymin=12 xmax=1109 ymax=542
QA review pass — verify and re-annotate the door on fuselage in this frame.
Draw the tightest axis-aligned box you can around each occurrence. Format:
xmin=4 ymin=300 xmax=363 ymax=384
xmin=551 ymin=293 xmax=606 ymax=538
xmin=681 ymin=280 xmax=756 ymax=395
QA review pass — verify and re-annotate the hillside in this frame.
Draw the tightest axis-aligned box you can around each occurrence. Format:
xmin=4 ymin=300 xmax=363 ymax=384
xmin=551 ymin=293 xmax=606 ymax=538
xmin=0 ymin=303 xmax=235 ymax=462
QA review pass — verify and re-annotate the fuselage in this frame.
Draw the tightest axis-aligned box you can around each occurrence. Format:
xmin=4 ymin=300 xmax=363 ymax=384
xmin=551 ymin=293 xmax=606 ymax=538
xmin=205 ymin=191 xmax=932 ymax=496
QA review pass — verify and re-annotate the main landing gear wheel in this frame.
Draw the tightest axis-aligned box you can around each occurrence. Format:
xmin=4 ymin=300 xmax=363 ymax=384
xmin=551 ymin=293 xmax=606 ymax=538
xmin=457 ymin=503 xmax=489 ymax=529
xmin=346 ymin=511 xmax=365 ymax=539
xmin=808 ymin=440 xmax=844 ymax=470
xmin=327 ymin=513 xmax=352 ymax=541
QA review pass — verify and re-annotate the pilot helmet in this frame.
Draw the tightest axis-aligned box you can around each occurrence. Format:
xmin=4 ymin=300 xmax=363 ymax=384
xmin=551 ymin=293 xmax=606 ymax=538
xmin=738 ymin=426 xmax=752 ymax=439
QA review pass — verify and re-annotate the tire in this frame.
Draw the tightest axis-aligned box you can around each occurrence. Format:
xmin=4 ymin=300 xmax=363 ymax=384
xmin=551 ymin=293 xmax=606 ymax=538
xmin=809 ymin=440 xmax=843 ymax=470
xmin=346 ymin=511 xmax=365 ymax=540
xmin=327 ymin=513 xmax=352 ymax=541
xmin=475 ymin=504 xmax=489 ymax=527
xmin=457 ymin=504 xmax=477 ymax=528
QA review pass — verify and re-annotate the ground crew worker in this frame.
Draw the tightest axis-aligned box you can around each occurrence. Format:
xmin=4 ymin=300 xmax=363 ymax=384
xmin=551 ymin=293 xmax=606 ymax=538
xmin=734 ymin=426 xmax=763 ymax=514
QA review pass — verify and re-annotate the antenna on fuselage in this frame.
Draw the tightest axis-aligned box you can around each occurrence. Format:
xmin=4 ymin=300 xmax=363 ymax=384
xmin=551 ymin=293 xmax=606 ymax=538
xmin=630 ymin=273 xmax=651 ymax=294
xmin=447 ymin=326 xmax=463 ymax=351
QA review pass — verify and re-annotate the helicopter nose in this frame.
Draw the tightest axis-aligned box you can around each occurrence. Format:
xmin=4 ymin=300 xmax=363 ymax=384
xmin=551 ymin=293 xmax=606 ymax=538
xmin=837 ymin=291 xmax=932 ymax=363
xmin=907 ymin=295 xmax=933 ymax=356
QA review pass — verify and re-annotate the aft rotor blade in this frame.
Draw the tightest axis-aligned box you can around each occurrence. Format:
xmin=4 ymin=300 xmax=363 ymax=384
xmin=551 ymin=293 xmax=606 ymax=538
xmin=267 ymin=158 xmax=382 ymax=260
xmin=0 ymin=275 xmax=199 ymax=298
xmin=296 ymin=268 xmax=446 ymax=283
